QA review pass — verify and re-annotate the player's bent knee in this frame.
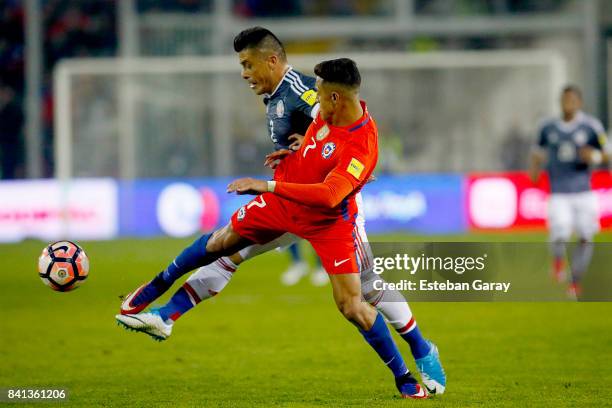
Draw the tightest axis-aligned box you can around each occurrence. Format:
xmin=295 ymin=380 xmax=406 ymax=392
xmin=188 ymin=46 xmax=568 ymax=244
xmin=206 ymin=226 xmax=229 ymax=252
xmin=206 ymin=223 xmax=249 ymax=255
xmin=336 ymin=296 xmax=364 ymax=322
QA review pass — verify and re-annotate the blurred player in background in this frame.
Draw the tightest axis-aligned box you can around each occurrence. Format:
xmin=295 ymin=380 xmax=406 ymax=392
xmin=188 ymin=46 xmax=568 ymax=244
xmin=529 ymin=85 xmax=609 ymax=298
xmin=117 ymin=57 xmax=445 ymax=398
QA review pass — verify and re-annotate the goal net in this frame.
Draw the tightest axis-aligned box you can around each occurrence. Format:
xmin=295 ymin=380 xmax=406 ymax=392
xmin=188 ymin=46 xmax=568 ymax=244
xmin=54 ymin=50 xmax=567 ymax=179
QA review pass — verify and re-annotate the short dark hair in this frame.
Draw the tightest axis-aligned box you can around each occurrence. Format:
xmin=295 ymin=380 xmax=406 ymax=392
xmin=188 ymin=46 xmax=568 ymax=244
xmin=562 ymin=84 xmax=582 ymax=99
xmin=233 ymin=26 xmax=286 ymax=60
xmin=314 ymin=58 xmax=361 ymax=89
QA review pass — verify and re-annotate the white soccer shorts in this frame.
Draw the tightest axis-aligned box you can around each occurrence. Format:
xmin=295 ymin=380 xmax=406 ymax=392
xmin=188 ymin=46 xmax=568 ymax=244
xmin=547 ymin=191 xmax=600 ymax=241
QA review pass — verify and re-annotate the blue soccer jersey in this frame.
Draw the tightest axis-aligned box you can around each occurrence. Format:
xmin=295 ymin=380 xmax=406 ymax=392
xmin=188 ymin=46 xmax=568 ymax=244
xmin=263 ymin=68 xmax=319 ymax=150
xmin=538 ymin=111 xmax=607 ymax=193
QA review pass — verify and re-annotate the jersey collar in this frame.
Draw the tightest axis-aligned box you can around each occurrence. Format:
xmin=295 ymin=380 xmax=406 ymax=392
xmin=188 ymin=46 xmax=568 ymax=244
xmin=320 ymin=101 xmax=370 ymax=133
xmin=557 ymin=110 xmax=584 ymax=133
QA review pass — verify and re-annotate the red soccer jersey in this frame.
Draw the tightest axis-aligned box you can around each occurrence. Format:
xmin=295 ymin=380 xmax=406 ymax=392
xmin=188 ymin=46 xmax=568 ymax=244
xmin=273 ymin=100 xmax=378 ymax=222
xmin=231 ymin=101 xmax=377 ymax=274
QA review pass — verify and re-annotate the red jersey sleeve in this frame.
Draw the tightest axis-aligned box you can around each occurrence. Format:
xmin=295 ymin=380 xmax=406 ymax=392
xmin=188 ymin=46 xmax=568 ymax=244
xmin=273 ymin=172 xmax=354 ymax=208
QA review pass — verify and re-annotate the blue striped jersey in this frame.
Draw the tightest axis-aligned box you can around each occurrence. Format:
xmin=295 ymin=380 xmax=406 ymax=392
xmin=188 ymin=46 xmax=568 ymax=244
xmin=538 ymin=111 xmax=607 ymax=193
xmin=263 ymin=67 xmax=319 ymax=150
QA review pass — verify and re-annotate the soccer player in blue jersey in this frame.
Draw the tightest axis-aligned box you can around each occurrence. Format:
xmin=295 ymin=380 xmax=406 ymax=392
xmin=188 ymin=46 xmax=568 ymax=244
xmin=529 ymin=85 xmax=609 ymax=298
xmin=234 ymin=26 xmax=329 ymax=287
xmin=118 ymin=28 xmax=445 ymax=395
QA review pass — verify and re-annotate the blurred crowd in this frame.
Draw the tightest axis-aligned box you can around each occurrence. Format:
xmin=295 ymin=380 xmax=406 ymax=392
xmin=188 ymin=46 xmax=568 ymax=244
xmin=137 ymin=0 xmax=569 ymax=16
xmin=0 ymin=0 xmax=573 ymax=179
xmin=0 ymin=0 xmax=116 ymax=179
xmin=0 ymin=2 xmax=24 ymax=179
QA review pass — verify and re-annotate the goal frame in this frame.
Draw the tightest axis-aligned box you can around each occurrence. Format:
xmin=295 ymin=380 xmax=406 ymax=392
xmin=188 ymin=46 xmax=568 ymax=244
xmin=54 ymin=50 xmax=568 ymax=179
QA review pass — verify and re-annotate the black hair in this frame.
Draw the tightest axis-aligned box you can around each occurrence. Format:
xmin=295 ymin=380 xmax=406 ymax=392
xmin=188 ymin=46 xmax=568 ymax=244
xmin=314 ymin=58 xmax=361 ymax=89
xmin=562 ymin=84 xmax=582 ymax=99
xmin=233 ymin=26 xmax=286 ymax=60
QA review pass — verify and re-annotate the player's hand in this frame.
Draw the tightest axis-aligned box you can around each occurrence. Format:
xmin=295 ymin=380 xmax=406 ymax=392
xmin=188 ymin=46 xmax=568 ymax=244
xmin=226 ymin=178 xmax=268 ymax=195
xmin=528 ymin=169 xmax=540 ymax=184
xmin=579 ymin=146 xmax=593 ymax=163
xmin=528 ymin=150 xmax=545 ymax=184
xmin=288 ymin=134 xmax=304 ymax=151
xmin=579 ymin=146 xmax=603 ymax=165
xmin=264 ymin=149 xmax=292 ymax=169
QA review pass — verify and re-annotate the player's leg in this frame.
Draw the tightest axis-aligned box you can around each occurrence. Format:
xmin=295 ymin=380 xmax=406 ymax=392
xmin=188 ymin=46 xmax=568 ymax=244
xmin=281 ymin=243 xmax=309 ymax=286
xmin=354 ymin=221 xmax=445 ymax=394
xmin=353 ymin=215 xmax=430 ymax=356
xmin=353 ymin=223 xmax=426 ymax=353
xmin=115 ymin=222 xmax=252 ymax=339
xmin=308 ymin=235 xmax=426 ymax=398
xmin=568 ymin=191 xmax=599 ymax=297
xmin=547 ymin=193 xmax=573 ymax=282
xmin=119 ymin=223 xmax=251 ymax=315
xmin=160 ymin=233 xmax=302 ymax=324
xmin=119 ymin=194 xmax=285 ymax=316
xmin=328 ymin=272 xmax=426 ymax=399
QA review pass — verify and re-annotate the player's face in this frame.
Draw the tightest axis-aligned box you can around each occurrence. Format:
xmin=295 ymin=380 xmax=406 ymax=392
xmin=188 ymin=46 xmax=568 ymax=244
xmin=315 ymin=78 xmax=336 ymax=123
xmin=561 ymin=90 xmax=582 ymax=119
xmin=238 ymin=48 xmax=275 ymax=95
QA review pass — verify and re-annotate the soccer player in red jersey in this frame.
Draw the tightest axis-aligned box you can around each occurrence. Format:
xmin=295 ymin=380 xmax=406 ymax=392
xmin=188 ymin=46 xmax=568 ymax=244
xmin=117 ymin=59 xmax=443 ymax=398
xmin=121 ymin=30 xmax=446 ymax=396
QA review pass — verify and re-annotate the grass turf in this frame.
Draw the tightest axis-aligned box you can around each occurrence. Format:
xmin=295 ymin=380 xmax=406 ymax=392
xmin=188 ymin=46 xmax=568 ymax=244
xmin=1 ymin=234 xmax=612 ymax=407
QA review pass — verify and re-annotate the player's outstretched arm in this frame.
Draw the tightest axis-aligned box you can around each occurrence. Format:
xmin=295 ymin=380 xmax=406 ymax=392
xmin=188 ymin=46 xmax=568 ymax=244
xmin=227 ymin=178 xmax=268 ymax=195
xmin=269 ymin=172 xmax=355 ymax=208
xmin=226 ymin=173 xmax=355 ymax=209
xmin=528 ymin=147 xmax=546 ymax=183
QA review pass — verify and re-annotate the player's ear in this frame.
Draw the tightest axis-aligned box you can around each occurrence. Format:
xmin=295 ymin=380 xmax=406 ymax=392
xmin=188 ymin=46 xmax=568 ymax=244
xmin=331 ymin=92 xmax=339 ymax=103
xmin=267 ymin=54 xmax=278 ymax=70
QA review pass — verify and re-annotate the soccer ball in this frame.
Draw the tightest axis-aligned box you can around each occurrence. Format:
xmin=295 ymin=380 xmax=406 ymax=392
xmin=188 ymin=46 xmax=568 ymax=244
xmin=38 ymin=241 xmax=89 ymax=292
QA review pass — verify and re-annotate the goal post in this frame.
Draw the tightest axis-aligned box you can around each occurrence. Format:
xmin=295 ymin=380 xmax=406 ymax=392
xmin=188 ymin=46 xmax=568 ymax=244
xmin=54 ymin=50 xmax=567 ymax=180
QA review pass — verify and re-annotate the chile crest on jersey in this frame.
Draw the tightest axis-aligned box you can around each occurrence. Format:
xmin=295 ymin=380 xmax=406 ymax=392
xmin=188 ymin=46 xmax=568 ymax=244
xmin=322 ymin=142 xmax=336 ymax=159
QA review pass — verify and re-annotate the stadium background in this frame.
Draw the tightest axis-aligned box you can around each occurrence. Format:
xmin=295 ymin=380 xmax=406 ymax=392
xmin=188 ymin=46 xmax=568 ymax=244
xmin=1 ymin=1 xmax=612 ymax=407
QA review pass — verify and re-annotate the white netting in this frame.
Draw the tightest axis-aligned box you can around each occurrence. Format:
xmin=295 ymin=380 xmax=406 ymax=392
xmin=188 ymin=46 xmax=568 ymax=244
xmin=54 ymin=51 xmax=566 ymax=179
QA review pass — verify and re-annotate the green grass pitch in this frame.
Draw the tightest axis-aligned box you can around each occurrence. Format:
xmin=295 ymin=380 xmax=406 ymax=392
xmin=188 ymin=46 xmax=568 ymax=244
xmin=1 ymin=233 xmax=612 ymax=407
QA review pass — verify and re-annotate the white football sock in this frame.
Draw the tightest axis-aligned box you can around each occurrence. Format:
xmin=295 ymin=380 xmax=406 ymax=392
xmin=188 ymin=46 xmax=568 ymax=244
xmin=186 ymin=257 xmax=237 ymax=300
xmin=361 ymin=267 xmax=414 ymax=332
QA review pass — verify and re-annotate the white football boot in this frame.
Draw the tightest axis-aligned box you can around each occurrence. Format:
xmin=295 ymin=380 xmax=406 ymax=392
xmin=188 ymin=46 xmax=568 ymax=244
xmin=115 ymin=309 xmax=172 ymax=342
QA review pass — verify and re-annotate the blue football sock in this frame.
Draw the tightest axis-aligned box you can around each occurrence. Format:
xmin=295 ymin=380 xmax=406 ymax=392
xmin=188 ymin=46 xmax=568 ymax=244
xmin=401 ymin=324 xmax=431 ymax=359
xmin=360 ymin=313 xmax=408 ymax=378
xmin=155 ymin=234 xmax=214 ymax=286
xmin=158 ymin=286 xmax=195 ymax=323
xmin=288 ymin=243 xmax=301 ymax=262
